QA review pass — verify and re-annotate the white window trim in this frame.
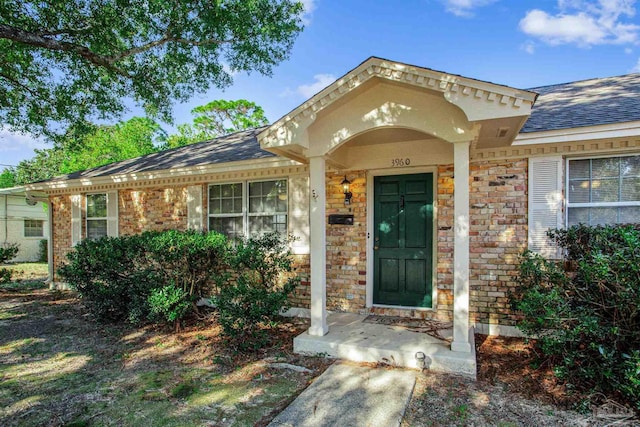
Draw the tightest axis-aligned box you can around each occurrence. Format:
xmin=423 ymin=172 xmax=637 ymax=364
xmin=207 ymin=181 xmax=246 ymax=237
xmin=247 ymin=178 xmax=288 ymax=235
xmin=86 ymin=192 xmax=108 ymax=240
xmin=207 ymin=178 xmax=289 ymax=238
xmin=24 ymin=219 xmax=44 ymax=238
xmin=565 ymin=153 xmax=640 ymax=226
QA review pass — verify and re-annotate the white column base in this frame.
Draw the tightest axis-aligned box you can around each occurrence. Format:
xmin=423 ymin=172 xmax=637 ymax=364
xmin=451 ymin=340 xmax=472 ymax=353
xmin=308 ymin=323 xmax=329 ymax=337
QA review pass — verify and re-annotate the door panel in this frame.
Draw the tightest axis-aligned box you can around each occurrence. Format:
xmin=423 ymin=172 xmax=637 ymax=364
xmin=405 ymin=200 xmax=428 ymax=248
xmin=405 ymin=259 xmax=427 ymax=293
xmin=378 ymin=201 xmax=400 ymax=248
xmin=373 ymin=173 xmax=433 ymax=308
xmin=380 ymin=258 xmax=400 ymax=292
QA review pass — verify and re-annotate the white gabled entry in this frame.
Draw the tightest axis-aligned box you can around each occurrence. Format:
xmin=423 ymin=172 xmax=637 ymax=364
xmin=257 ymin=57 xmax=537 ymax=368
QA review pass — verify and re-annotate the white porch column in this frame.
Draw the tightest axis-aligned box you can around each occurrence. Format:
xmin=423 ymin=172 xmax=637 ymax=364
xmin=451 ymin=141 xmax=472 ymax=353
xmin=308 ymin=156 xmax=328 ymax=336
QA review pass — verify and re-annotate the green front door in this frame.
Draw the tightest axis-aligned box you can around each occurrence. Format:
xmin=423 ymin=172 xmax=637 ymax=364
xmin=373 ymin=173 xmax=433 ymax=307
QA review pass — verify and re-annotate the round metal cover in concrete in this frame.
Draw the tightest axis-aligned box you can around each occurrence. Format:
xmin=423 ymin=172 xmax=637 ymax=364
xmin=268 ymin=362 xmax=417 ymax=427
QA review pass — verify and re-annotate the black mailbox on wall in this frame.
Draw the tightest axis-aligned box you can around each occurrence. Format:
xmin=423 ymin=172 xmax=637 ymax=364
xmin=328 ymin=214 xmax=354 ymax=225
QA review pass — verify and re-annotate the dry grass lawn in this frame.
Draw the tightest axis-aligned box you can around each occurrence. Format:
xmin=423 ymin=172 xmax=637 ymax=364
xmin=0 ymin=275 xmax=330 ymax=426
xmin=2 ymin=264 xmax=638 ymax=426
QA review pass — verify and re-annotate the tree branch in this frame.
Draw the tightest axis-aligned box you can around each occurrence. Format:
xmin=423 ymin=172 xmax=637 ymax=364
xmin=1 ymin=23 xmax=233 ymax=72
xmin=0 ymin=23 xmax=130 ymax=77
xmin=0 ymin=72 xmax=39 ymax=97
xmin=111 ymin=34 xmax=232 ymax=62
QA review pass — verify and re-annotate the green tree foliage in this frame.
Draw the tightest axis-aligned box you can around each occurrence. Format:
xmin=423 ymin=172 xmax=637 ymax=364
xmin=10 ymin=97 xmax=269 ymax=184
xmin=511 ymin=224 xmax=640 ymax=410
xmin=0 ymin=168 xmax=16 ymax=188
xmin=12 ymin=147 xmax=64 ymax=185
xmin=165 ymin=99 xmax=269 ymax=149
xmin=11 ymin=117 xmax=163 ymax=184
xmin=0 ymin=0 xmax=304 ymax=140
xmin=59 ymin=117 xmax=163 ymax=174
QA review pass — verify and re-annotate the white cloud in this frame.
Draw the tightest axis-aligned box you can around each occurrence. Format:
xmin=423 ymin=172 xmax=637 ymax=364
xmin=521 ymin=41 xmax=536 ymax=54
xmin=443 ymin=0 xmax=498 ymax=17
xmin=0 ymin=129 xmax=46 ymax=166
xmin=632 ymin=57 xmax=640 ymax=71
xmin=520 ymin=0 xmax=640 ymax=47
xmin=281 ymin=73 xmax=337 ymax=99
xmin=221 ymin=62 xmax=239 ymax=77
xmin=626 ymin=47 xmax=634 ymax=52
xmin=300 ymin=0 xmax=317 ymax=25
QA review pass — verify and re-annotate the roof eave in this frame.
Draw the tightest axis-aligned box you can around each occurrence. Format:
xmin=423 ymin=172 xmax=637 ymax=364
xmin=514 ymin=120 xmax=640 ymax=146
xmin=25 ymin=156 xmax=302 ymax=193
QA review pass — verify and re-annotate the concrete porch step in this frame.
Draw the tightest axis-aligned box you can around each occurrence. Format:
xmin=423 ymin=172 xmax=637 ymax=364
xmin=293 ymin=313 xmax=476 ymax=378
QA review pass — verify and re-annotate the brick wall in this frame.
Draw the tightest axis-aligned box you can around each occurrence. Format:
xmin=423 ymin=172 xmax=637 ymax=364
xmin=51 ymin=195 xmax=73 ymax=280
xmin=51 ymin=184 xmax=313 ymax=301
xmin=469 ymin=158 xmax=528 ymax=327
xmin=119 ymin=186 xmax=189 ymax=235
xmin=50 ymin=159 xmax=529 ymax=327
xmin=325 ymin=171 xmax=367 ymax=311
xmin=434 ymin=165 xmax=455 ymax=321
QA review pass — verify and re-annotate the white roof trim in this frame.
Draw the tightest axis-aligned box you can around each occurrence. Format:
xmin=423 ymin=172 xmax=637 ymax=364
xmin=259 ymin=57 xmax=537 ymax=150
xmin=26 ymin=157 xmax=301 ymax=192
xmin=514 ymin=120 xmax=640 ymax=145
xmin=0 ymin=186 xmax=26 ymax=195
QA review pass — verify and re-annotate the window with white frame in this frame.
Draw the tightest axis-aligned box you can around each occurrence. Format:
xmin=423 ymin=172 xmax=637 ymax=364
xmin=24 ymin=219 xmax=44 ymax=237
xmin=567 ymin=155 xmax=640 ymax=226
xmin=208 ymin=179 xmax=288 ymax=238
xmin=208 ymin=183 xmax=244 ymax=239
xmin=86 ymin=193 xmax=108 ymax=239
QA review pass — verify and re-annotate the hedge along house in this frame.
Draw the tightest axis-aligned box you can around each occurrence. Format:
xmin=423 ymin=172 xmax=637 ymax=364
xmin=26 ymin=57 xmax=640 ymax=376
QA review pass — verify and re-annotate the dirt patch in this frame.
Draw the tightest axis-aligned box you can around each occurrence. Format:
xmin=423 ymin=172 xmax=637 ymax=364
xmin=477 ymin=335 xmax=573 ymax=407
xmin=403 ymin=371 xmax=592 ymax=427
xmin=0 ymin=287 xmax=332 ymax=427
xmin=403 ymin=335 xmax=639 ymax=426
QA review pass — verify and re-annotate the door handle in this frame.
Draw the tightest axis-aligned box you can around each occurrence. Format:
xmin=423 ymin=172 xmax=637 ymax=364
xmin=400 ymin=195 xmax=405 ymax=210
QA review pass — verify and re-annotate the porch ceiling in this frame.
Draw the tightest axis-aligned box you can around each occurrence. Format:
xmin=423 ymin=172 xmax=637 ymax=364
xmin=258 ymin=57 xmax=538 ymax=163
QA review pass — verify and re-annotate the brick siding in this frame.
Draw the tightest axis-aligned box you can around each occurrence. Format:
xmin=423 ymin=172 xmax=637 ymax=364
xmin=51 ymin=159 xmax=529 ymax=328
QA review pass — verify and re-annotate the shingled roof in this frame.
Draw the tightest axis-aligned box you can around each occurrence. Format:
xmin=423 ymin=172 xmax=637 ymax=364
xmin=521 ymin=73 xmax=640 ymax=133
xmin=36 ymin=71 xmax=640 ymax=185
xmin=42 ymin=126 xmax=274 ymax=182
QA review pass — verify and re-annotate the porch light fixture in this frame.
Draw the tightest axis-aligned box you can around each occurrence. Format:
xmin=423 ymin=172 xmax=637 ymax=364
xmin=341 ymin=176 xmax=352 ymax=205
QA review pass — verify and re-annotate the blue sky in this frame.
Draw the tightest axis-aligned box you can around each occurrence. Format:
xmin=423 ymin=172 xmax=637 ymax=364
xmin=2 ymin=0 xmax=640 ymax=169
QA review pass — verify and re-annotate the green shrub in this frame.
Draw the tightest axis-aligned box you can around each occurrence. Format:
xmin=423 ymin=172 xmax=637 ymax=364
xmin=144 ymin=229 xmax=228 ymax=298
xmin=38 ymin=239 xmax=48 ymax=263
xmin=511 ymin=224 xmax=640 ymax=409
xmin=59 ymin=234 xmax=156 ymax=322
xmin=215 ymin=232 xmax=298 ymax=349
xmin=0 ymin=243 xmax=19 ymax=284
xmin=58 ymin=230 xmax=227 ymax=325
xmin=148 ymin=283 xmax=193 ymax=326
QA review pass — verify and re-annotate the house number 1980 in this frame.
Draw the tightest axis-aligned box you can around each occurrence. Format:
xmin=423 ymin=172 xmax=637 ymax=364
xmin=391 ymin=158 xmax=411 ymax=167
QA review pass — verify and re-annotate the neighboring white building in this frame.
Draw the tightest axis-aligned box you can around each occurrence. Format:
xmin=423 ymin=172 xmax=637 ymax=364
xmin=0 ymin=186 xmax=49 ymax=262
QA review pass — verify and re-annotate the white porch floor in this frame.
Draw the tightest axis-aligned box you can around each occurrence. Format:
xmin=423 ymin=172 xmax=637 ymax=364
xmin=293 ymin=312 xmax=477 ymax=378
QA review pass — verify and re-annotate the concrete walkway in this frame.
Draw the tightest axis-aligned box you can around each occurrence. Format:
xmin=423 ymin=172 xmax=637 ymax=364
xmin=268 ymin=362 xmax=417 ymax=427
